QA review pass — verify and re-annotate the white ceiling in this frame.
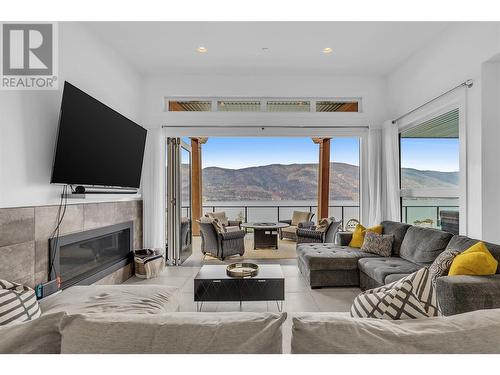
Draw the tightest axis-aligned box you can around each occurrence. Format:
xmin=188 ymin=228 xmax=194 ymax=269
xmin=84 ymin=22 xmax=451 ymax=76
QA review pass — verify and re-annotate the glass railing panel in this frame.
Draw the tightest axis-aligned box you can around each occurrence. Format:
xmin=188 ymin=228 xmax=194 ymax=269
xmin=402 ymin=197 xmax=459 ymax=230
xmin=246 ymin=207 xmax=278 ymax=223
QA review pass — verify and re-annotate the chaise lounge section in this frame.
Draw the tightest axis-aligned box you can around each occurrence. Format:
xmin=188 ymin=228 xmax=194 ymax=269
xmin=296 ymin=220 xmax=500 ymax=315
xmin=297 ymin=221 xmax=414 ymax=288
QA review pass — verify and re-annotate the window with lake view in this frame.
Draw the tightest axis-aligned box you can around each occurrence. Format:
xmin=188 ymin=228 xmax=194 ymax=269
xmin=399 ymin=108 xmax=460 ymax=232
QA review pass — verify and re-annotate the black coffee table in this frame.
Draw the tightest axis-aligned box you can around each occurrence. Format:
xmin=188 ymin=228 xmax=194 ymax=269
xmin=194 ymin=264 xmax=285 ymax=312
xmin=240 ymin=222 xmax=289 ymax=249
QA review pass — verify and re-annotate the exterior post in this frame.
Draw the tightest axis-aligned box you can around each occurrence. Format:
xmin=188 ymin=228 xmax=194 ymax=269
xmin=312 ymin=138 xmax=331 ymax=221
xmin=190 ymin=137 xmax=207 ymax=236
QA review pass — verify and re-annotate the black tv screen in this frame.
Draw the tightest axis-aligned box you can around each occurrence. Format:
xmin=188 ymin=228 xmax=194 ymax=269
xmin=51 ymin=82 xmax=147 ymax=189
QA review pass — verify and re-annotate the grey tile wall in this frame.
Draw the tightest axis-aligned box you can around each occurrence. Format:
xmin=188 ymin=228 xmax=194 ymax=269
xmin=0 ymin=200 xmax=143 ymax=287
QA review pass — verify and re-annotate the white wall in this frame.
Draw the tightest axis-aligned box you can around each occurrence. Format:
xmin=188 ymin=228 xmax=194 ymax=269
xmin=481 ymin=59 xmax=500 ymax=243
xmin=0 ymin=22 xmax=143 ymax=208
xmin=140 ymin=73 xmax=388 ymax=132
xmin=387 ymin=22 xmax=500 ymax=239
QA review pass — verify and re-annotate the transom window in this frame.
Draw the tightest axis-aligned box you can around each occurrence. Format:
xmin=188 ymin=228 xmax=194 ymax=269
xmin=166 ymin=97 xmax=361 ymax=113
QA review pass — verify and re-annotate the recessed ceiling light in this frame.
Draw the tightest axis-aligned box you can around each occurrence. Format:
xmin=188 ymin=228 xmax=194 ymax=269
xmin=196 ymin=46 xmax=207 ymax=53
xmin=323 ymin=47 xmax=333 ymax=54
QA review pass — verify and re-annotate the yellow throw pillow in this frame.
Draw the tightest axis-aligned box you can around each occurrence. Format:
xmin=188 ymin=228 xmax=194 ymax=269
xmin=449 ymin=242 xmax=498 ymax=276
xmin=349 ymin=224 xmax=383 ymax=248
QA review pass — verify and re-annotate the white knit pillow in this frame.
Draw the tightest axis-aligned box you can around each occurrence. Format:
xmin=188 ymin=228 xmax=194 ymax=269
xmin=0 ymin=279 xmax=41 ymax=326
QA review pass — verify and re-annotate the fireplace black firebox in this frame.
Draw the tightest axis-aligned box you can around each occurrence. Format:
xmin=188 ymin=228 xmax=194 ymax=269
xmin=49 ymin=221 xmax=134 ymax=289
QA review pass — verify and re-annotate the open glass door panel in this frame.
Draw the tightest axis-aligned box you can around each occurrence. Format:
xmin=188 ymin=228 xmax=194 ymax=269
xmin=166 ymin=137 xmax=193 ymax=265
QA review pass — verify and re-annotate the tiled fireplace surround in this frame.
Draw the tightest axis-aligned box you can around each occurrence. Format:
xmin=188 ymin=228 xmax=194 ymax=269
xmin=0 ymin=200 xmax=143 ymax=288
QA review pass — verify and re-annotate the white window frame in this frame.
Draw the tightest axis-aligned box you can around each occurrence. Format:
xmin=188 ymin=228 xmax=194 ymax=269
xmin=397 ymin=90 xmax=467 ymax=235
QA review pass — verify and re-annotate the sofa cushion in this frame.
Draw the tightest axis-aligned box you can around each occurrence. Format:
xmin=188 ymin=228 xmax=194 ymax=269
xmin=399 ymin=226 xmax=453 ymax=264
xmin=358 ymin=257 xmax=422 ymax=284
xmin=380 ymin=221 xmax=411 ymax=256
xmin=60 ymin=312 xmax=287 ymax=354
xmin=291 ymin=308 xmax=500 ymax=354
xmin=446 ymin=235 xmax=500 ymax=274
xmin=40 ymin=285 xmax=180 ymax=315
xmin=384 ymin=273 xmax=410 ymax=284
xmin=0 ymin=311 xmax=66 ymax=354
xmin=297 ymin=243 xmax=379 ymax=271
xmin=436 ymin=274 xmax=500 ymax=316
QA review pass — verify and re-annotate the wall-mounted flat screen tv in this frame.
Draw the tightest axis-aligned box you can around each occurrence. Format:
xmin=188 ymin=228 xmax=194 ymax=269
xmin=51 ymin=82 xmax=147 ymax=189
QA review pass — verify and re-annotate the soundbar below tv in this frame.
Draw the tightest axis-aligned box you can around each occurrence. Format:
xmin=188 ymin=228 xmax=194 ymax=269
xmin=51 ymin=82 xmax=147 ymax=189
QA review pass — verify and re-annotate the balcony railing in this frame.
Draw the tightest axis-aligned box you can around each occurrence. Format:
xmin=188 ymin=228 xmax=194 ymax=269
xmin=402 ymin=205 xmax=459 ymax=228
xmin=181 ymin=204 xmax=459 ymax=230
xmin=182 ymin=204 xmax=360 ymax=228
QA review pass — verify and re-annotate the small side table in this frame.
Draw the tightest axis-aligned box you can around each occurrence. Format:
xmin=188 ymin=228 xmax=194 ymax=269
xmin=240 ymin=222 xmax=290 ymax=249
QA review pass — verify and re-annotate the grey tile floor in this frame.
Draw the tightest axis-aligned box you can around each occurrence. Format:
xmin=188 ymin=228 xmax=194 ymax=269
xmin=125 ymin=262 xmax=360 ymax=313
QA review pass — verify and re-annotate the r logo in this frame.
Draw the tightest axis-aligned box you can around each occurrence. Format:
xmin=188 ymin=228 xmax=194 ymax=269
xmin=2 ymin=23 xmax=53 ymax=75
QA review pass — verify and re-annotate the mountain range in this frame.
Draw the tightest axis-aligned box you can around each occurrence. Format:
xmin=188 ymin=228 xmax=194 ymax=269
xmin=185 ymin=163 xmax=458 ymax=202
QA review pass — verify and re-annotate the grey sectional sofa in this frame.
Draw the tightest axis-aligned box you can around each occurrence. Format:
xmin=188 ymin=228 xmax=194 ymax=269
xmin=296 ymin=220 xmax=500 ymax=315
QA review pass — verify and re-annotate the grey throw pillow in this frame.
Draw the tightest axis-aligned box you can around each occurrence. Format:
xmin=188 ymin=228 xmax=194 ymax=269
xmin=429 ymin=248 xmax=460 ymax=286
xmin=361 ymin=231 xmax=394 ymax=257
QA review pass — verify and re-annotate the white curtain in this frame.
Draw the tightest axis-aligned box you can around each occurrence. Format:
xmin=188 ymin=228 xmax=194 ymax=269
xmin=142 ymin=127 xmax=166 ymax=251
xmin=367 ymin=127 xmax=383 ymax=225
xmin=367 ymin=121 xmax=401 ymax=225
xmin=381 ymin=120 xmax=401 ymax=221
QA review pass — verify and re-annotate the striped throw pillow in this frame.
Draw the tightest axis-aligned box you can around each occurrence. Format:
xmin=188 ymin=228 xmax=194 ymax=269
xmin=0 ymin=279 xmax=41 ymax=326
xmin=351 ymin=267 xmax=438 ymax=320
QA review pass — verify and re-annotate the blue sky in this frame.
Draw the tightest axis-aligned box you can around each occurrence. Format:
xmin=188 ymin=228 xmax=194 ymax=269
xmin=201 ymin=137 xmax=359 ymax=169
xmin=400 ymin=138 xmax=459 ymax=172
xmin=197 ymin=137 xmax=459 ymax=171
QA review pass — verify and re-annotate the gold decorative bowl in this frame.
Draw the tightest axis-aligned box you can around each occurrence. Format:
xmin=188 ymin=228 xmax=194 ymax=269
xmin=226 ymin=263 xmax=259 ymax=278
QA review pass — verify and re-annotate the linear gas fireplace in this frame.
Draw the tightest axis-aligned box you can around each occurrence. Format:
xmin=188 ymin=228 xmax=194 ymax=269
xmin=49 ymin=221 xmax=134 ymax=289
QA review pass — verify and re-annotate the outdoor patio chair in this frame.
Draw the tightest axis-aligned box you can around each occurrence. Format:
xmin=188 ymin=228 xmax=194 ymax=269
xmin=296 ymin=217 xmax=342 ymax=244
xmin=279 ymin=211 xmax=315 ymax=241
xmin=205 ymin=211 xmax=242 ymax=231
xmin=197 ymin=218 xmax=245 ymax=260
